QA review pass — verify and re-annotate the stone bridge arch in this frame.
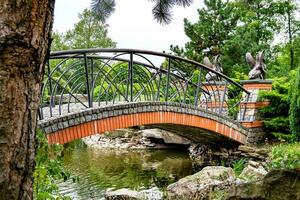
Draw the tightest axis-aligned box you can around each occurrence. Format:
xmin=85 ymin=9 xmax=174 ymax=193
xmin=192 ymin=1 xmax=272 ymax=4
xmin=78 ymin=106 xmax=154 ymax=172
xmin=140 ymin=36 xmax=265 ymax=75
xmin=38 ymin=102 xmax=249 ymax=145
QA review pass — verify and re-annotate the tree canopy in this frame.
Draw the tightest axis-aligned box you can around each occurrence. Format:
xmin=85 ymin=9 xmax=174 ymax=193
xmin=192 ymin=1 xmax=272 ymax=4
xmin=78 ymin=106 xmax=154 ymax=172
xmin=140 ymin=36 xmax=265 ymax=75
xmin=51 ymin=9 xmax=116 ymax=50
xmin=170 ymin=0 xmax=300 ymax=78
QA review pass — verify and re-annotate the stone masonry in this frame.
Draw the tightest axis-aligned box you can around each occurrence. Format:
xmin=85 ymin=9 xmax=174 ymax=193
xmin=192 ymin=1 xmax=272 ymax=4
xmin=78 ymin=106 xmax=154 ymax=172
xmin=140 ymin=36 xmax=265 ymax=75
xmin=237 ymin=80 xmax=273 ymax=143
xmin=38 ymin=102 xmax=249 ymax=145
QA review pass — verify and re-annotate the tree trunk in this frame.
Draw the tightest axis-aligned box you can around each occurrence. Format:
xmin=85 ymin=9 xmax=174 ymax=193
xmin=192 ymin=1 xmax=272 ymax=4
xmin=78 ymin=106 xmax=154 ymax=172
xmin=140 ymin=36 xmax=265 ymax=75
xmin=287 ymin=9 xmax=294 ymax=69
xmin=0 ymin=0 xmax=55 ymax=199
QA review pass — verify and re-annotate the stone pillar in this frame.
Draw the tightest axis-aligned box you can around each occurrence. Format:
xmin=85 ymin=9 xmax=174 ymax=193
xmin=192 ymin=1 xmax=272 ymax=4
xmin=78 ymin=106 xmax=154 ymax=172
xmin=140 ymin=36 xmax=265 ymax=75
xmin=199 ymin=81 xmax=228 ymax=115
xmin=237 ymin=80 xmax=273 ymax=143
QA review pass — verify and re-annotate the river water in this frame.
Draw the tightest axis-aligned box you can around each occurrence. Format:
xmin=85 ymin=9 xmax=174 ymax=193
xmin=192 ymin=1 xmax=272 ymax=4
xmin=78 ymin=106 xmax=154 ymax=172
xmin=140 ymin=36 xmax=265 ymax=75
xmin=58 ymin=141 xmax=195 ymax=199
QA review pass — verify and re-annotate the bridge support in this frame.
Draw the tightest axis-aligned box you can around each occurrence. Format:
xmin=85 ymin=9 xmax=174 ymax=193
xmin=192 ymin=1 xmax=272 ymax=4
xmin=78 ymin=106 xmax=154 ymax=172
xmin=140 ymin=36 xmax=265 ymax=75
xmin=238 ymin=80 xmax=273 ymax=143
xmin=200 ymin=81 xmax=228 ymax=115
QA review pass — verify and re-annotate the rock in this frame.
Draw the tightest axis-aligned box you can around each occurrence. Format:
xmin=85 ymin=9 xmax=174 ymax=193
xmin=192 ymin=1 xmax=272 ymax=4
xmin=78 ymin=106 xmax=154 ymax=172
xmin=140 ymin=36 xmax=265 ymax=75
xmin=239 ymin=164 xmax=268 ymax=181
xmin=141 ymin=129 xmax=190 ymax=145
xmin=213 ymin=152 xmax=229 ymax=158
xmin=105 ymin=187 xmax=163 ymax=200
xmin=248 ymin=160 xmax=260 ymax=168
xmin=238 ymin=145 xmax=255 ymax=153
xmin=255 ymin=148 xmax=268 ymax=155
xmin=139 ymin=187 xmax=163 ymax=200
xmin=231 ymin=151 xmax=242 ymax=156
xmin=189 ymin=144 xmax=214 ymax=166
xmin=238 ymin=145 xmax=268 ymax=161
xmin=228 ymin=170 xmax=300 ymax=200
xmin=220 ymin=148 xmax=228 ymax=153
xmin=145 ymin=143 xmax=156 ymax=147
xmin=247 ymin=152 xmax=262 ymax=159
xmin=166 ymin=166 xmax=235 ymax=199
xmin=105 ymin=188 xmax=139 ymax=200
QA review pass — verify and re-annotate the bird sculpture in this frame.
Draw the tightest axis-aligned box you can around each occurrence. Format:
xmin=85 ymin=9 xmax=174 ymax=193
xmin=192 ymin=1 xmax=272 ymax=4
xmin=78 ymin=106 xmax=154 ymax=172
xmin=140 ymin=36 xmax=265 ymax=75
xmin=245 ymin=51 xmax=267 ymax=80
xmin=203 ymin=55 xmax=223 ymax=81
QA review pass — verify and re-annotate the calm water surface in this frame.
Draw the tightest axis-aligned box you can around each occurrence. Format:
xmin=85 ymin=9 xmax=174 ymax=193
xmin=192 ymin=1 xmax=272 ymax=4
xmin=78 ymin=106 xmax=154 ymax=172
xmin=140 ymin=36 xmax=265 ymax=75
xmin=58 ymin=141 xmax=195 ymax=199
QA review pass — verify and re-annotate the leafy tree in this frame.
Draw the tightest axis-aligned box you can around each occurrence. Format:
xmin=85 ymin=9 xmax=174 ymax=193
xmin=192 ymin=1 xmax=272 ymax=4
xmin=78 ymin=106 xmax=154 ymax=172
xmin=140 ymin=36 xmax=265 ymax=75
xmin=91 ymin=0 xmax=193 ymax=24
xmin=52 ymin=9 xmax=116 ymax=50
xmin=230 ymin=0 xmax=291 ymax=76
xmin=268 ymin=36 xmax=300 ymax=78
xmin=235 ymin=0 xmax=284 ymax=46
xmin=170 ymin=0 xmax=239 ymax=73
xmin=171 ymin=0 xmax=290 ymax=78
xmin=279 ymin=0 xmax=300 ymax=70
xmin=51 ymin=32 xmax=69 ymax=51
xmin=220 ymin=0 xmax=289 ymax=77
xmin=289 ymin=67 xmax=300 ymax=141
xmin=65 ymin=9 xmax=116 ymax=49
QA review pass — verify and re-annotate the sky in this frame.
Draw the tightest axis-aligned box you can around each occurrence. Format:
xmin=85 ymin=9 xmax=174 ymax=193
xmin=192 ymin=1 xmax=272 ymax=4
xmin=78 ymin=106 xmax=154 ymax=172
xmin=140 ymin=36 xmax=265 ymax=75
xmin=53 ymin=0 xmax=203 ymax=53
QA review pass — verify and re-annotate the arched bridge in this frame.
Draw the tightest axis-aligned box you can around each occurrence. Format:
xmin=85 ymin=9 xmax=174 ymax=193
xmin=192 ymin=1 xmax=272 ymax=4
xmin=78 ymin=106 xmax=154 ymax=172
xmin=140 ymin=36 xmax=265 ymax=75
xmin=38 ymin=49 xmax=251 ymax=145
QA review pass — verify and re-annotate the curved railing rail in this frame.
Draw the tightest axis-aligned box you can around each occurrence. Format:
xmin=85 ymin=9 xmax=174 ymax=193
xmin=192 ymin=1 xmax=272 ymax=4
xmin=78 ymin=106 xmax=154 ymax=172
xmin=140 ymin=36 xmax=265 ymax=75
xmin=39 ymin=48 xmax=250 ymax=121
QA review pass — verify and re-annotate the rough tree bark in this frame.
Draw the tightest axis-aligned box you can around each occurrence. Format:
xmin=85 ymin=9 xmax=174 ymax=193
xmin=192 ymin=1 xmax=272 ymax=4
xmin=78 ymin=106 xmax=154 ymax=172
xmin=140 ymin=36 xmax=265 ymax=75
xmin=0 ymin=0 xmax=55 ymax=199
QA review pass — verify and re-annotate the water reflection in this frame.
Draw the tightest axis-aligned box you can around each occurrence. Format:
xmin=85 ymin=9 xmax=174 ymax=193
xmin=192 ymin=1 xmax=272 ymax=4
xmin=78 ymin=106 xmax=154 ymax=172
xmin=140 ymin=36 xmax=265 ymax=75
xmin=58 ymin=140 xmax=194 ymax=199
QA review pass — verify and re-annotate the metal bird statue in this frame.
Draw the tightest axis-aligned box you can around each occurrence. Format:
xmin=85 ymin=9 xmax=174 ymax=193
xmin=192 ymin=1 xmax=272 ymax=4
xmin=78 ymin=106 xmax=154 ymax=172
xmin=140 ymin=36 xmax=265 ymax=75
xmin=204 ymin=55 xmax=223 ymax=81
xmin=245 ymin=51 xmax=267 ymax=80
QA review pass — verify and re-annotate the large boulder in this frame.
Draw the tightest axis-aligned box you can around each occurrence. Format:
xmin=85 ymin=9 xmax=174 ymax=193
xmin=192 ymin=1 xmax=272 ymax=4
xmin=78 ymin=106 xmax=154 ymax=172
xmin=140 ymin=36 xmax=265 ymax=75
xmin=228 ymin=169 xmax=300 ymax=200
xmin=140 ymin=129 xmax=190 ymax=145
xmin=166 ymin=166 xmax=235 ymax=199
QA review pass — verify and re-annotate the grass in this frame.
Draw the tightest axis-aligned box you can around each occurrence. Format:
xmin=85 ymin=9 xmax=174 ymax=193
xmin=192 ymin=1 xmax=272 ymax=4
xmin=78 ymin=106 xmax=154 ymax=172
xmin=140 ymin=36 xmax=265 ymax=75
xmin=268 ymin=142 xmax=300 ymax=170
xmin=232 ymin=158 xmax=246 ymax=176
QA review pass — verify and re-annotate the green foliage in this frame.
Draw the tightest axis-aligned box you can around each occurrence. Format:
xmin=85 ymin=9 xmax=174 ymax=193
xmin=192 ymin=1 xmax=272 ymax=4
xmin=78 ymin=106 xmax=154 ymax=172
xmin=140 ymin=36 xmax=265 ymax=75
xmin=232 ymin=158 xmax=246 ymax=176
xmin=271 ymin=132 xmax=294 ymax=143
xmin=51 ymin=9 xmax=116 ymax=50
xmin=171 ymin=0 xmax=239 ymax=74
xmin=171 ymin=0 xmax=295 ymax=77
xmin=269 ymin=143 xmax=300 ymax=170
xmin=259 ymin=68 xmax=300 ymax=141
xmin=34 ymin=130 xmax=74 ymax=200
xmin=289 ymin=67 xmax=300 ymax=141
xmin=235 ymin=0 xmax=284 ymax=45
xmin=51 ymin=32 xmax=69 ymax=51
xmin=269 ymin=36 xmax=300 ymax=78
xmin=259 ymin=74 xmax=294 ymax=137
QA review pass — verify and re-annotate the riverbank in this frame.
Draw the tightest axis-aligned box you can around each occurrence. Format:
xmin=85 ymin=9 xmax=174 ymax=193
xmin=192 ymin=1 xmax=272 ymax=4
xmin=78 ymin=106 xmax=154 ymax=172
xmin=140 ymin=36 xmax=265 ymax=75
xmin=64 ymin=129 xmax=300 ymax=199
xmin=105 ymin=163 xmax=299 ymax=200
xmin=82 ymin=128 xmax=191 ymax=150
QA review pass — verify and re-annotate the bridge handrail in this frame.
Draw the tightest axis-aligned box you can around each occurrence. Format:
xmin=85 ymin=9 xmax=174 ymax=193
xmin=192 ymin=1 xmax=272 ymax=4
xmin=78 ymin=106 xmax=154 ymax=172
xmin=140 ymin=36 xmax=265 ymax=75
xmin=50 ymin=48 xmax=249 ymax=95
xmin=39 ymin=48 xmax=250 ymax=121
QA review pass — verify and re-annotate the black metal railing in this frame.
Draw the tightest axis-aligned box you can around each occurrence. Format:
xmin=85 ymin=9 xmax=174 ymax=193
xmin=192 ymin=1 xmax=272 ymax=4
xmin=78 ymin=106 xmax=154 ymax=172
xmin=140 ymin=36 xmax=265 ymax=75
xmin=39 ymin=49 xmax=250 ymax=121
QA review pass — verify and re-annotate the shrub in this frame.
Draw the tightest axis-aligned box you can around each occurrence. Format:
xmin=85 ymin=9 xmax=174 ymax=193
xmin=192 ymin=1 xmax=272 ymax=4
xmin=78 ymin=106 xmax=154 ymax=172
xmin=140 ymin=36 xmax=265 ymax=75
xmin=269 ymin=143 xmax=300 ymax=170
xmin=259 ymin=71 xmax=296 ymax=139
xmin=33 ymin=130 xmax=75 ymax=199
xmin=289 ymin=67 xmax=300 ymax=141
